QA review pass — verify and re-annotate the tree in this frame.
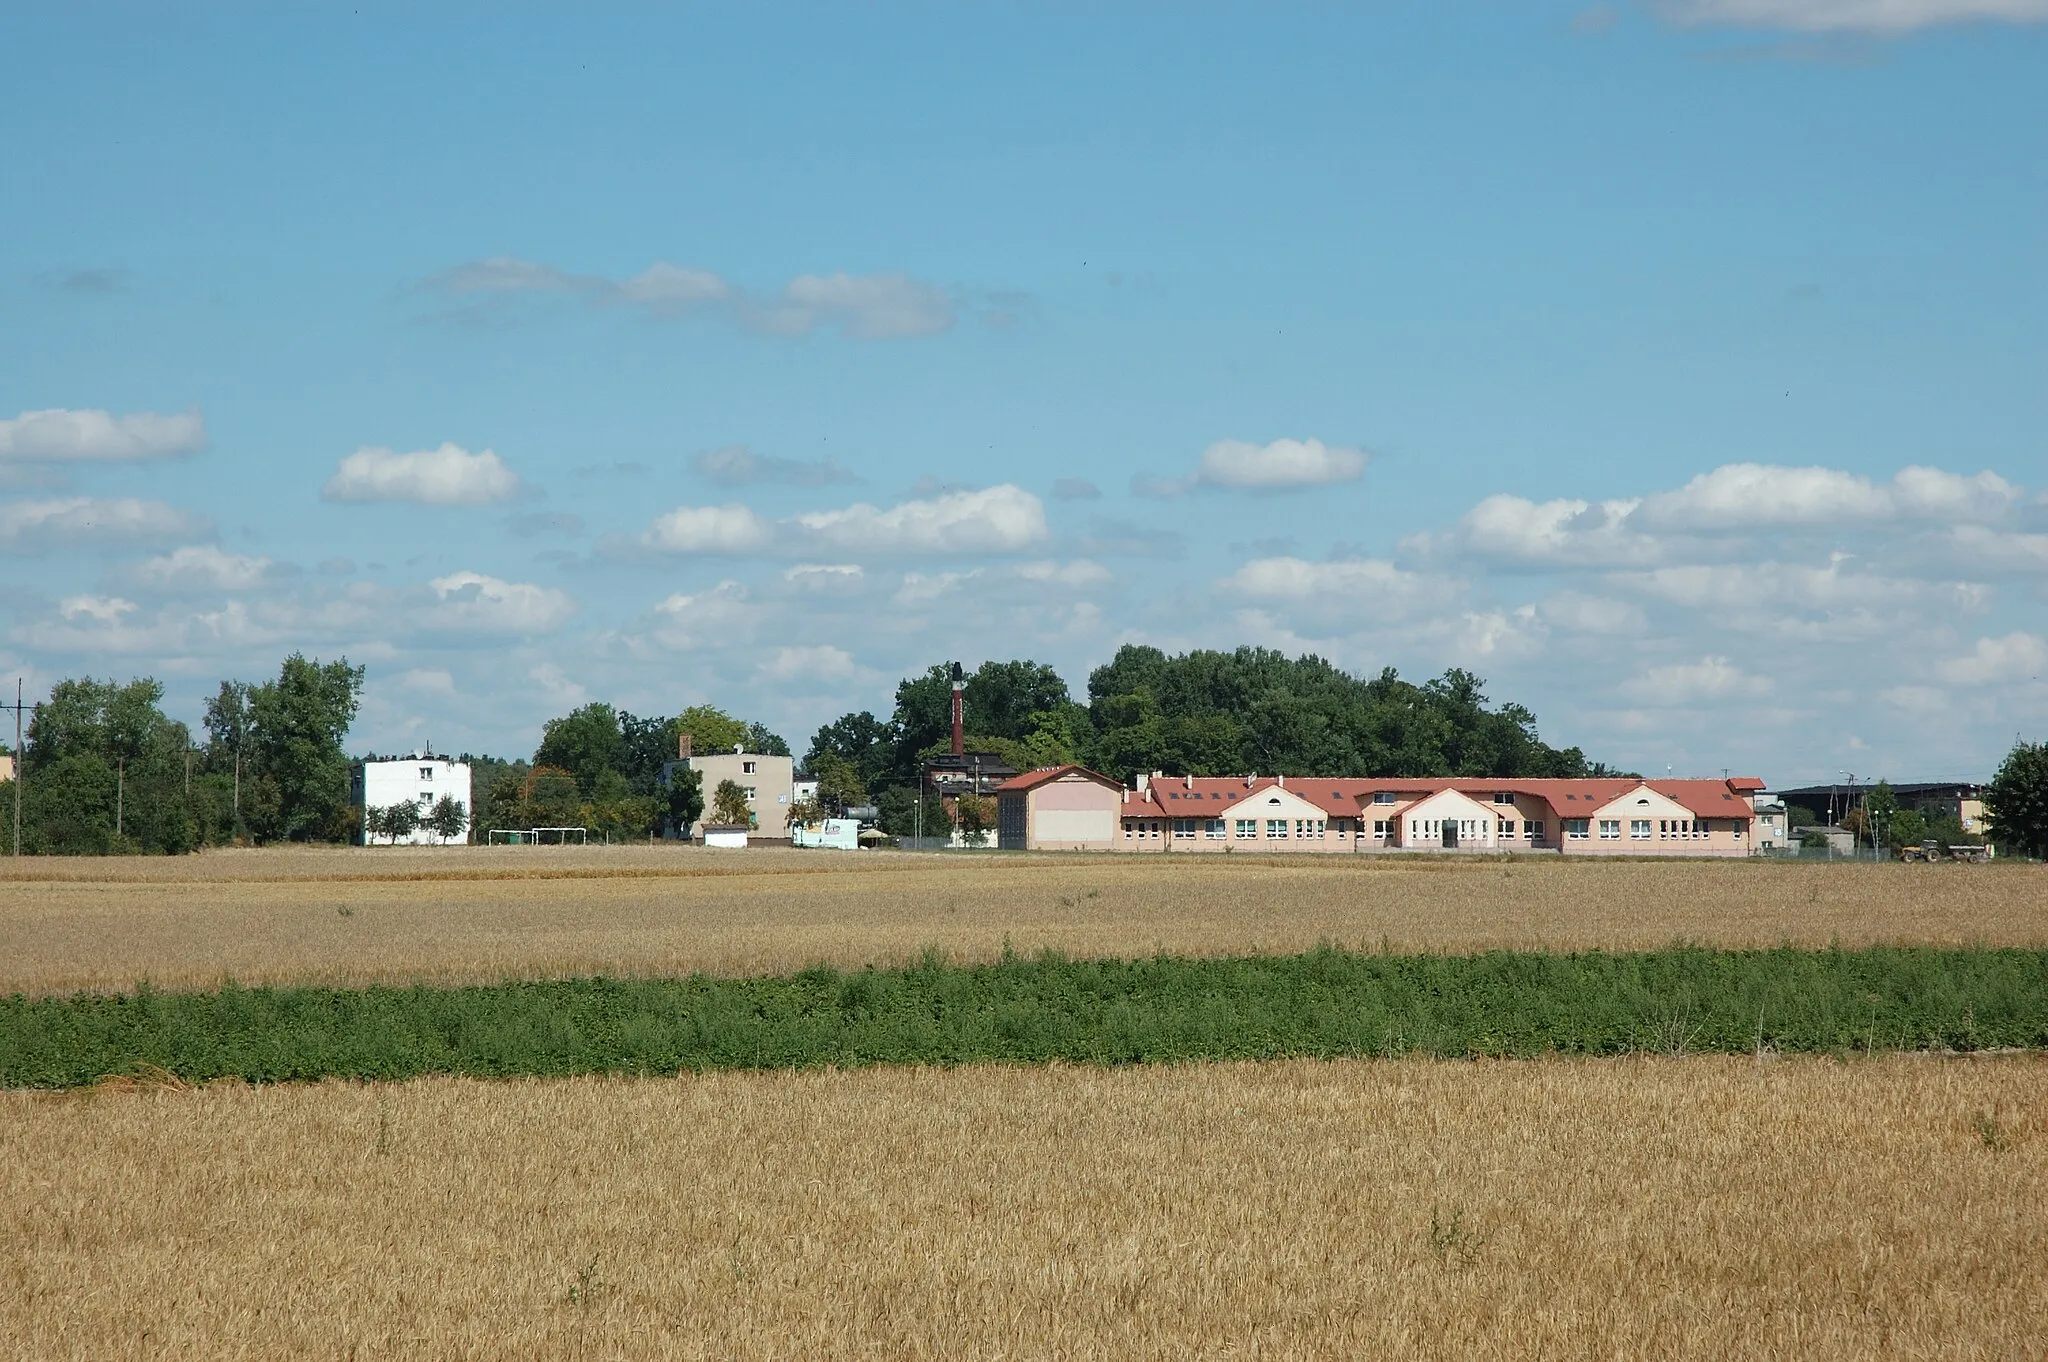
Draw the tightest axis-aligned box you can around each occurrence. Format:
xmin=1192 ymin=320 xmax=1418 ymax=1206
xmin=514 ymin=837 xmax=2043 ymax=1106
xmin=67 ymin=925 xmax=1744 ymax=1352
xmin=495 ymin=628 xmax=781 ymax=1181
xmin=428 ymin=795 xmax=468 ymax=844
xmin=663 ymin=764 xmax=704 ymax=837
xmin=711 ymin=778 xmax=753 ymax=827
xmin=1984 ymin=740 xmax=2048 ymax=858
xmin=953 ymin=793 xmax=995 ymax=847
xmin=1887 ymin=807 xmax=1928 ymax=850
xmin=383 ymin=798 xmax=421 ymax=844
xmin=1864 ymin=782 xmax=1899 ymax=849
xmin=522 ymin=766 xmax=584 ymax=828
xmin=23 ymin=676 xmax=199 ymax=855
xmin=676 ymin=705 xmax=750 ymax=757
xmin=248 ymin=653 xmax=365 ymax=841
xmin=363 ymin=805 xmax=389 ymax=845
xmin=788 ymin=794 xmax=827 ymax=829
xmin=534 ymin=703 xmax=626 ymax=800
xmin=812 ymin=751 xmax=867 ymax=815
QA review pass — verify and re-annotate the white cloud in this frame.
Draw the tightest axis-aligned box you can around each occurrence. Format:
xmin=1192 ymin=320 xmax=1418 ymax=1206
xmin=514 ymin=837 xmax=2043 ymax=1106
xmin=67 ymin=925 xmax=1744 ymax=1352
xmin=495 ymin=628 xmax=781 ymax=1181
xmin=650 ymin=580 xmax=752 ymax=649
xmin=1937 ymin=632 xmax=2048 ymax=686
xmin=757 ymin=645 xmax=864 ymax=683
xmin=323 ymin=443 xmax=524 ymax=506
xmin=0 ymin=407 xmax=207 ymax=463
xmin=1436 ymin=494 xmax=1658 ymax=567
xmin=1938 ymin=525 xmax=2048 ymax=575
xmin=125 ymin=545 xmax=275 ymax=592
xmin=1224 ymin=556 xmax=1419 ymax=599
xmin=1016 ymin=559 xmax=1113 ymax=588
xmin=398 ymin=668 xmax=458 ymax=696
xmin=1537 ymin=592 xmax=1646 ymax=635
xmin=423 ymin=572 xmax=576 ymax=634
xmin=1659 ymin=0 xmax=2048 ymax=33
xmin=642 ymin=504 xmax=777 ymax=554
xmin=528 ymin=662 xmax=588 ymax=709
xmin=798 ymin=486 xmax=1049 ymax=554
xmin=59 ymin=594 xmax=139 ymax=625
xmin=421 ymin=257 xmax=956 ymax=339
xmin=783 ymin=563 xmax=865 ymax=587
xmin=1141 ymin=438 xmax=1369 ymax=497
xmin=1621 ymin=656 xmax=1772 ymax=704
xmin=637 ymin=486 xmax=1048 ymax=559
xmin=0 ymin=496 xmax=210 ymax=553
xmin=1890 ymin=467 xmax=2023 ymax=521
xmin=1637 ymin=464 xmax=1892 ymax=530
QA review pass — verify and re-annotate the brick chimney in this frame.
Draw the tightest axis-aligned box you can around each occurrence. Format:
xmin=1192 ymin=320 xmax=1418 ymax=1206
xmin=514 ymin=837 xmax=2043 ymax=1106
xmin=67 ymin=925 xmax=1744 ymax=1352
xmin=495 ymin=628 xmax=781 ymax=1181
xmin=678 ymin=731 xmax=692 ymax=760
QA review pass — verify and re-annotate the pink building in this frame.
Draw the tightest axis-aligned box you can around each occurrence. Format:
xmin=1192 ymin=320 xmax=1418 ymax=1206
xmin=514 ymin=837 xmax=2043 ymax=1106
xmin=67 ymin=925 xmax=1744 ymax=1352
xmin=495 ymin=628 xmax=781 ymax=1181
xmin=994 ymin=765 xmax=1124 ymax=851
xmin=1114 ymin=773 xmax=1766 ymax=856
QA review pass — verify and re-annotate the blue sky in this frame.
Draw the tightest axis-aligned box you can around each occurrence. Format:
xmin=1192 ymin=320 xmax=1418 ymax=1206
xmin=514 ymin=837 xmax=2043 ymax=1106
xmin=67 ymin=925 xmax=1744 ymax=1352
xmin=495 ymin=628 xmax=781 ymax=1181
xmin=4 ymin=1 xmax=2044 ymax=785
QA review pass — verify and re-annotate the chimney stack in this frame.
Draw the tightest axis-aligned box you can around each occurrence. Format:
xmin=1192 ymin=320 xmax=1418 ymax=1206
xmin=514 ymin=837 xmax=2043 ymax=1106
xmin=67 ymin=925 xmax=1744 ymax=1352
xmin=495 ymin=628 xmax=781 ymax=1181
xmin=678 ymin=731 xmax=692 ymax=761
xmin=949 ymin=662 xmax=965 ymax=757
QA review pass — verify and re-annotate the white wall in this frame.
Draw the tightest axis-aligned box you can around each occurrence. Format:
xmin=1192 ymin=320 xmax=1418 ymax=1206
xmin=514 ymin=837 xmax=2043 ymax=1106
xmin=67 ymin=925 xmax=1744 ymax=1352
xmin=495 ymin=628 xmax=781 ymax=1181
xmin=361 ymin=758 xmax=473 ymax=845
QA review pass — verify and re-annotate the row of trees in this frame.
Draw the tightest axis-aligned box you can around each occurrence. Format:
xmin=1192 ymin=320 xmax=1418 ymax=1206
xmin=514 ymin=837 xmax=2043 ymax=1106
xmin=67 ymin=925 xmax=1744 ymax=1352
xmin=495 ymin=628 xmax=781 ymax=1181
xmin=364 ymin=795 xmax=469 ymax=845
xmin=2 ymin=655 xmax=363 ymax=855
xmin=802 ymin=647 xmax=1617 ymax=836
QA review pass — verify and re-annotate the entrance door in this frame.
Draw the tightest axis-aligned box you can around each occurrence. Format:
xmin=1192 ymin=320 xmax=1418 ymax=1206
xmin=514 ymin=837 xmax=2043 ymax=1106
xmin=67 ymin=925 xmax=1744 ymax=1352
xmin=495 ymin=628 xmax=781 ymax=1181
xmin=1442 ymin=820 xmax=1459 ymax=849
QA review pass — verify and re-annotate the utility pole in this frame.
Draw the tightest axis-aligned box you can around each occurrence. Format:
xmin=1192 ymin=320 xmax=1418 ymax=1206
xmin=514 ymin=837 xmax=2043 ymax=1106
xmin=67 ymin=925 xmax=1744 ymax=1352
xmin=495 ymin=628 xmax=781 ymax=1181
xmin=7 ymin=678 xmax=22 ymax=857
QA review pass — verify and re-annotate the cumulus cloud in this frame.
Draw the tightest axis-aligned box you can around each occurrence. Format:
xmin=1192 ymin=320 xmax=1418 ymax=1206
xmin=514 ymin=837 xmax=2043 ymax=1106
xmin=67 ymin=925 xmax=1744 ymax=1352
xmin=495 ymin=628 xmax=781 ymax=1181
xmin=634 ymin=485 xmax=1048 ymax=559
xmin=398 ymin=667 xmax=459 ymax=696
xmin=421 ymin=572 xmax=576 ymax=635
xmin=1658 ymin=0 xmax=2048 ymax=33
xmin=0 ymin=497 xmax=210 ymax=553
xmin=419 ymin=256 xmax=957 ymax=339
xmin=322 ymin=444 xmax=524 ymax=506
xmin=1139 ymin=438 xmax=1369 ymax=497
xmin=641 ymin=504 xmax=777 ymax=554
xmin=1621 ymin=656 xmax=1772 ymax=704
xmin=0 ymin=408 xmax=207 ymax=463
xmin=124 ymin=545 xmax=276 ymax=592
xmin=1431 ymin=494 xmax=1659 ymax=568
xmin=1937 ymin=632 xmax=2048 ymax=686
xmin=690 ymin=445 xmax=858 ymax=488
xmin=1636 ymin=463 xmax=2017 ymax=531
xmin=757 ymin=644 xmax=865 ymax=683
xmin=1224 ymin=556 xmax=1420 ymax=599
xmin=1016 ymin=560 xmax=1113 ymax=588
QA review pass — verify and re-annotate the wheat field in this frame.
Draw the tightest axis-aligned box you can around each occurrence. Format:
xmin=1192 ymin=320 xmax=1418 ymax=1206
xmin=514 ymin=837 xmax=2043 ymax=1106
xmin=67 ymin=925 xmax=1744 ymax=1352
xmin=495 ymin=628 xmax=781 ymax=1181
xmin=0 ymin=846 xmax=2042 ymax=996
xmin=3 ymin=1054 xmax=2042 ymax=1359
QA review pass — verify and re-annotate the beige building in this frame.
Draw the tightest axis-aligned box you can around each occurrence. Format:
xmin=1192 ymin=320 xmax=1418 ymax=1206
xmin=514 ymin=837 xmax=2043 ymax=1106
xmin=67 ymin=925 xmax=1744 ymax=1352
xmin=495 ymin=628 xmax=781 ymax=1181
xmin=0 ymin=752 xmax=13 ymax=784
xmin=684 ymin=748 xmax=796 ymax=841
xmin=995 ymin=765 xmax=1123 ymax=850
xmin=1115 ymin=774 xmax=1764 ymax=856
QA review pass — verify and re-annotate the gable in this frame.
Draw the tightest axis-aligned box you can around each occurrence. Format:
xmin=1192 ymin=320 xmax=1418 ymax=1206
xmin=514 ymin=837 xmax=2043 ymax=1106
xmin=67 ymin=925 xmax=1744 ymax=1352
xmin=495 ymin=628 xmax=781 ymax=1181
xmin=1588 ymin=784 xmax=1693 ymax=821
xmin=1403 ymin=788 xmax=1498 ymax=822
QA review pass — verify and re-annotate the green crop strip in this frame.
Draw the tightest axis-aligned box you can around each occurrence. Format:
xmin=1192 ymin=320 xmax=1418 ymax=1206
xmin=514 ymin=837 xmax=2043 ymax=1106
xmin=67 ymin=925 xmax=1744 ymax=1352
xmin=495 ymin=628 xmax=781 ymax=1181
xmin=4 ymin=945 xmax=2045 ymax=1088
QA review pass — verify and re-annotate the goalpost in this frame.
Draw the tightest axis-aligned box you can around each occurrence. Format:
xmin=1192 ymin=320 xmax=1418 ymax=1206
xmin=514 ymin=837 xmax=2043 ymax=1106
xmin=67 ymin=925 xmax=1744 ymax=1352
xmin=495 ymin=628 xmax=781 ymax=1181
xmin=486 ymin=827 xmax=589 ymax=846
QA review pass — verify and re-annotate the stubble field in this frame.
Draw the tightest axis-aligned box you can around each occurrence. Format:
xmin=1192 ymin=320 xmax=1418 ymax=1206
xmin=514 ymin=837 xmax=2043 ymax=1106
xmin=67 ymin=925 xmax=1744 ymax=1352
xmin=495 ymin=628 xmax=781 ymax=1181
xmin=5 ymin=848 xmax=2045 ymax=1358
xmin=2 ymin=844 xmax=2042 ymax=996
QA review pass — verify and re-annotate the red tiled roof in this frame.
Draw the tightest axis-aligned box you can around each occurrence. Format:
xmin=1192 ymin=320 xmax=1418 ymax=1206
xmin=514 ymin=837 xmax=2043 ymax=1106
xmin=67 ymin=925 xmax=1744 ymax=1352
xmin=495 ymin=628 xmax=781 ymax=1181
xmin=1119 ymin=774 xmax=1765 ymax=822
xmin=995 ymin=764 xmax=1121 ymax=793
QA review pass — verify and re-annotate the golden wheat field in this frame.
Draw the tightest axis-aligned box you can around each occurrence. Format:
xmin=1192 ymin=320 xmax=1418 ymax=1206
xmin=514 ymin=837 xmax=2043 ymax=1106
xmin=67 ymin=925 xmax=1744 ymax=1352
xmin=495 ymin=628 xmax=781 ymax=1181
xmin=1 ymin=1055 xmax=2041 ymax=1359
xmin=0 ymin=845 xmax=2043 ymax=997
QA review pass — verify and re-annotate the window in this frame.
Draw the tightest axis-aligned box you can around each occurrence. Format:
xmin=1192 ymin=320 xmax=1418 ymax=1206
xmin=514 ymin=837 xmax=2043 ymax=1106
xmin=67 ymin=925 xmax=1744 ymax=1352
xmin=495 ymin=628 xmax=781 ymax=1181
xmin=1566 ymin=819 xmax=1589 ymax=839
xmin=1172 ymin=818 xmax=1196 ymax=839
xmin=1205 ymin=819 xmax=1226 ymax=839
xmin=1658 ymin=819 xmax=1668 ymax=836
xmin=1493 ymin=792 xmax=1514 ymax=805
xmin=1266 ymin=819 xmax=1289 ymax=838
xmin=1234 ymin=819 xmax=1257 ymax=839
xmin=418 ymin=793 xmax=433 ymax=806
xmin=742 ymin=760 xmax=757 ymax=774
xmin=1630 ymin=819 xmax=1651 ymax=839
xmin=1501 ymin=820 xmax=1516 ymax=838
xmin=1294 ymin=819 xmax=1324 ymax=838
xmin=1372 ymin=819 xmax=1390 ymax=837
xmin=419 ymin=766 xmax=434 ymax=781
xmin=744 ymin=786 xmax=758 ymax=801
xmin=1527 ymin=821 xmax=1544 ymax=841
xmin=1599 ymin=819 xmax=1622 ymax=839
xmin=1373 ymin=791 xmax=1396 ymax=805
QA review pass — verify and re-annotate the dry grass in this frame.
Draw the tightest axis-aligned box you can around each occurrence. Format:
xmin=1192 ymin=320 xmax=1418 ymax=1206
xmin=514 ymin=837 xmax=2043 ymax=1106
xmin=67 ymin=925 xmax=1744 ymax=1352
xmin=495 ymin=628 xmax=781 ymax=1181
xmin=2 ymin=846 xmax=2042 ymax=996
xmin=1 ymin=1054 xmax=2041 ymax=1358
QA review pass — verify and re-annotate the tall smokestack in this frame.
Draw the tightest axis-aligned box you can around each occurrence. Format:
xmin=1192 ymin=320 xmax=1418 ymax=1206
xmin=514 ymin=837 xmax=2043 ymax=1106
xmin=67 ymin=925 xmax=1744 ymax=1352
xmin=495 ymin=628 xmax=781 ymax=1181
xmin=949 ymin=662 xmax=965 ymax=757
xmin=678 ymin=732 xmax=692 ymax=761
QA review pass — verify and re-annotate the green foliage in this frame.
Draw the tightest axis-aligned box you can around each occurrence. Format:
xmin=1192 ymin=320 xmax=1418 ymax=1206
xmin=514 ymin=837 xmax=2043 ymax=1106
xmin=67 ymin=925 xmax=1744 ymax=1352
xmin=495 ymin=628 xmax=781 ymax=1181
xmin=711 ymin=778 xmax=753 ymax=827
xmin=1984 ymin=740 xmax=2048 ymax=859
xmin=21 ymin=677 xmax=200 ymax=855
xmin=534 ymin=703 xmax=625 ymax=800
xmin=5 ymin=945 xmax=2044 ymax=1088
xmin=427 ymin=794 xmax=467 ymax=843
xmin=1887 ymin=808 xmax=1928 ymax=849
xmin=1863 ymin=781 xmax=1899 ymax=847
xmin=663 ymin=765 xmax=704 ymax=836
xmin=953 ymin=793 xmax=996 ymax=846
xmin=675 ymin=705 xmax=749 ymax=757
xmin=811 ymin=751 xmax=867 ymax=815
xmin=246 ymin=654 xmax=365 ymax=842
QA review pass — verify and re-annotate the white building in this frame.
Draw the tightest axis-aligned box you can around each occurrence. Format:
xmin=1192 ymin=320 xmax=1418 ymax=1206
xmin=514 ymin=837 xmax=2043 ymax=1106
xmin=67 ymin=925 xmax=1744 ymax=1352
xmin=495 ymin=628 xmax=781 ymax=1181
xmin=358 ymin=756 xmax=472 ymax=845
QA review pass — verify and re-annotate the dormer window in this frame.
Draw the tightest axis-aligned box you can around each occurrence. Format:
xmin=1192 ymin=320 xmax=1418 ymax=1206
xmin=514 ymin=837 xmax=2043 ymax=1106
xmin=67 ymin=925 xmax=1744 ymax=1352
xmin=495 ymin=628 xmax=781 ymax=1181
xmin=1373 ymin=792 xmax=1396 ymax=805
xmin=1492 ymin=792 xmax=1513 ymax=805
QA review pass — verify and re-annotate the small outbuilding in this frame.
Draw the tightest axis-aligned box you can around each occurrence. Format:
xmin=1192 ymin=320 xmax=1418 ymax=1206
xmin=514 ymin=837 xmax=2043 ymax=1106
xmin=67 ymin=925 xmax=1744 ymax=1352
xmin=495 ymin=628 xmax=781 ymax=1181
xmin=995 ymin=765 xmax=1123 ymax=851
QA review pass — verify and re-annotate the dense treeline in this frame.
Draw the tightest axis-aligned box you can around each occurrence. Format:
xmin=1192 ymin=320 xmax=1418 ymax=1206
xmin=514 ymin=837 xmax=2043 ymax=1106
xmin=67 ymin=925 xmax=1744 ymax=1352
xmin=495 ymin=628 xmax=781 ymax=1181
xmin=804 ymin=646 xmax=1615 ymax=835
xmin=5 ymin=944 xmax=2043 ymax=1086
xmin=474 ymin=702 xmax=788 ymax=841
xmin=1 ymin=655 xmax=362 ymax=854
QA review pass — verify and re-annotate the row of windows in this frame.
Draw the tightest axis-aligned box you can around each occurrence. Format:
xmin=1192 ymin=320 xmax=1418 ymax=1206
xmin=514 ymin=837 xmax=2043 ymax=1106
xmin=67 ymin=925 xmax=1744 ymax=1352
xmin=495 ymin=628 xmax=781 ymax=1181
xmin=1566 ymin=818 xmax=1737 ymax=840
xmin=1398 ymin=818 xmax=1546 ymax=840
xmin=1125 ymin=818 xmax=1330 ymax=841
